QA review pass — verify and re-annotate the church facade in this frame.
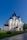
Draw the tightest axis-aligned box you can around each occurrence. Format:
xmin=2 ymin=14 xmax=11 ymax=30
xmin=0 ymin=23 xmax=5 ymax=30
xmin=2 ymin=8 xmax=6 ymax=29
xmin=4 ymin=12 xmax=24 ymax=31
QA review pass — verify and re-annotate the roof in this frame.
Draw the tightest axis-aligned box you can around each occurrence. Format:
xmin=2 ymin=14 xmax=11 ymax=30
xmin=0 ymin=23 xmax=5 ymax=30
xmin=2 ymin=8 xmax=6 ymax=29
xmin=12 ymin=12 xmax=16 ymax=17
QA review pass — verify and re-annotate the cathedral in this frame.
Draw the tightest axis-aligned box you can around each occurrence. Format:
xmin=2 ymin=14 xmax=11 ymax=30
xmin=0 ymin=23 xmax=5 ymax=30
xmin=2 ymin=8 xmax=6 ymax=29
xmin=4 ymin=12 xmax=24 ymax=31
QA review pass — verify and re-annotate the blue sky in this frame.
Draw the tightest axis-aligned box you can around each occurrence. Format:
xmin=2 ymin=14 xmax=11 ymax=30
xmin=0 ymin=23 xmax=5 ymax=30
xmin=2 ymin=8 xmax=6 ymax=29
xmin=0 ymin=0 xmax=27 ymax=27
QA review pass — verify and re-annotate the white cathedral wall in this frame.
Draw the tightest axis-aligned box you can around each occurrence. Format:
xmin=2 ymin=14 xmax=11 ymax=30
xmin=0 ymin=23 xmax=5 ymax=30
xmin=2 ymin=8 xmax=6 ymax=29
xmin=4 ymin=26 xmax=9 ymax=31
xmin=16 ymin=18 xmax=24 ymax=31
xmin=8 ymin=17 xmax=24 ymax=31
xmin=8 ymin=19 xmax=13 ymax=31
xmin=18 ymin=20 xmax=24 ymax=31
xmin=8 ymin=18 xmax=19 ymax=31
xmin=15 ymin=19 xmax=19 ymax=27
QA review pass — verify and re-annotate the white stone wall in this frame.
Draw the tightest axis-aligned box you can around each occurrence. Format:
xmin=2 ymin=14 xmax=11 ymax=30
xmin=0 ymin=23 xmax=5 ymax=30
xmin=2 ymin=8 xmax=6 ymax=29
xmin=8 ymin=16 xmax=24 ymax=31
xmin=4 ymin=26 xmax=9 ymax=31
xmin=8 ymin=19 xmax=13 ymax=31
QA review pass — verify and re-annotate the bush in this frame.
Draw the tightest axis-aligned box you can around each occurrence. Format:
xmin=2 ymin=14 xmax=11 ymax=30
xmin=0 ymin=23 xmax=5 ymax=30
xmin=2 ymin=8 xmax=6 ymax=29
xmin=0 ymin=31 xmax=24 ymax=39
xmin=7 ymin=31 xmax=12 ymax=34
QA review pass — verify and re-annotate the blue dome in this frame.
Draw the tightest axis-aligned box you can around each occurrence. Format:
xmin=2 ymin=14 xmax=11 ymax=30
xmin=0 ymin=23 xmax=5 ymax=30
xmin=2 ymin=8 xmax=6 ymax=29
xmin=9 ymin=17 xmax=12 ymax=19
xmin=12 ymin=12 xmax=16 ymax=17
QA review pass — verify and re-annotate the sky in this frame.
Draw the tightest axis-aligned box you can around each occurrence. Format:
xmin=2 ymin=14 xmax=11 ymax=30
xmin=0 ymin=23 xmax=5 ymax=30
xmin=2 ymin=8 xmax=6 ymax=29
xmin=0 ymin=0 xmax=27 ymax=27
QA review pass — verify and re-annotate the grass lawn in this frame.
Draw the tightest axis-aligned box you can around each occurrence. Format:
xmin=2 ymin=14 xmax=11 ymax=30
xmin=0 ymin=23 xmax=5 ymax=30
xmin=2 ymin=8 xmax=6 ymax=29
xmin=0 ymin=31 xmax=25 ymax=39
xmin=0 ymin=30 xmax=27 ymax=39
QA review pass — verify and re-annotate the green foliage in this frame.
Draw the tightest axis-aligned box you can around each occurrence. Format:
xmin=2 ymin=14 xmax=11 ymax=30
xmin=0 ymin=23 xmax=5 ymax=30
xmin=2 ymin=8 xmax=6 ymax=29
xmin=23 ymin=23 xmax=27 ymax=31
xmin=7 ymin=31 xmax=12 ymax=34
xmin=0 ymin=31 xmax=24 ymax=39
